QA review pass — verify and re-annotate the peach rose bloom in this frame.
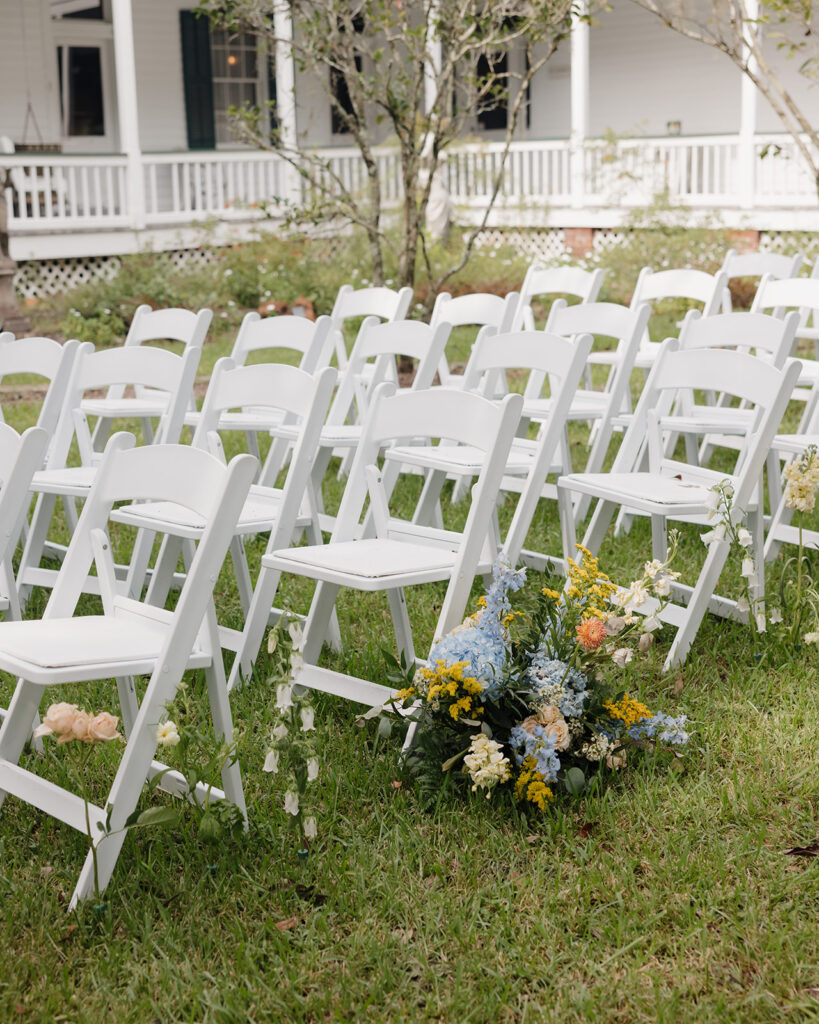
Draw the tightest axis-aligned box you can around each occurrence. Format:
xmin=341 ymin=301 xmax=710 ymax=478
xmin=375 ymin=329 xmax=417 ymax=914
xmin=69 ymin=710 xmax=93 ymax=743
xmin=87 ymin=711 xmax=121 ymax=743
xmin=544 ymin=718 xmax=571 ymax=751
xmin=42 ymin=702 xmax=79 ymax=735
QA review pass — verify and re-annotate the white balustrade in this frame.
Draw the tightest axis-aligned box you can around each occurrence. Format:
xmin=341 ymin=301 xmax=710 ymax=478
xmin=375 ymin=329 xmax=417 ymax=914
xmin=2 ymin=135 xmax=816 ymax=241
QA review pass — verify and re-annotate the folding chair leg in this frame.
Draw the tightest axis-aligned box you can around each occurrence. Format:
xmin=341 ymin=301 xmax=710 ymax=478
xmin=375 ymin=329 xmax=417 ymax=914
xmin=17 ymin=492 xmax=58 ymax=606
xmin=227 ymin=563 xmax=284 ymax=692
xmin=651 ymin=515 xmax=668 ymax=562
xmin=387 ymin=587 xmax=416 ymax=668
xmin=0 ymin=678 xmax=43 ymax=812
xmin=116 ymin=676 xmax=140 ymax=737
xmin=144 ymin=534 xmax=184 ymax=608
xmin=581 ymin=498 xmax=619 ymax=557
xmin=229 ymin=536 xmax=254 ymax=616
xmin=749 ymin=505 xmax=766 ymax=614
xmin=413 ymin=469 xmax=447 ymax=527
xmin=664 ymin=540 xmax=731 ymax=670
xmin=302 ymin=582 xmax=342 ymax=664
xmin=557 ymin=486 xmax=577 ymax=574
xmin=765 ymin=449 xmax=783 ymax=523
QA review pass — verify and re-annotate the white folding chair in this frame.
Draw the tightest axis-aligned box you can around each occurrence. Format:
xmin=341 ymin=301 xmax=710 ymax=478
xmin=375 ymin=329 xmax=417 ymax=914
xmin=751 ymin=272 xmax=819 ymax=397
xmin=257 ymin=385 xmax=522 ymax=709
xmin=0 ymin=334 xmax=81 ymax=442
xmin=0 ymin=435 xmax=256 ymax=908
xmin=515 ymin=264 xmax=605 ymax=330
xmin=402 ymin=330 xmax=591 ymax=572
xmin=720 ymin=248 xmax=803 ymax=313
xmin=429 ymin=291 xmax=520 ymax=387
xmin=108 ymin=360 xmax=339 ymax=692
xmin=330 ymin=285 xmax=413 ymax=368
xmin=18 ymin=344 xmax=199 ymax=600
xmin=626 ymin=267 xmax=728 ymax=370
xmin=558 ymin=342 xmax=801 ymax=669
xmin=86 ymin=305 xmax=211 ymax=449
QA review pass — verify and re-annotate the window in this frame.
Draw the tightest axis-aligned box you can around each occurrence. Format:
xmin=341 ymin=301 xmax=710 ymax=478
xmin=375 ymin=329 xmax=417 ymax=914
xmin=57 ymin=45 xmax=105 ymax=136
xmin=476 ymin=52 xmax=508 ymax=131
xmin=210 ymin=29 xmax=260 ymax=145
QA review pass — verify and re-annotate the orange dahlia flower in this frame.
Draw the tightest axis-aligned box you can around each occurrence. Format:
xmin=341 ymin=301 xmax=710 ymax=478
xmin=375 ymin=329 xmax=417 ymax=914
xmin=576 ymin=617 xmax=607 ymax=651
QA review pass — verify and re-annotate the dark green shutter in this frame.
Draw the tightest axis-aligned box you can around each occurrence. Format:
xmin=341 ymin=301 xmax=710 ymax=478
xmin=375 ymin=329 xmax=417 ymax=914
xmin=268 ymin=51 xmax=278 ymax=140
xmin=180 ymin=11 xmax=215 ymax=150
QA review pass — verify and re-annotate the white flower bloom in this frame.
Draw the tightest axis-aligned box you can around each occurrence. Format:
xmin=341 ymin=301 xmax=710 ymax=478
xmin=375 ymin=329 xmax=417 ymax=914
xmin=737 ymin=596 xmax=750 ymax=614
xmin=737 ymin=528 xmax=753 ymax=548
xmin=701 ymin=523 xmax=727 ymax=546
xmin=741 ymin=558 xmax=755 ymax=578
xmin=284 ymin=791 xmax=300 ymax=815
xmin=300 ymin=706 xmax=315 ymax=732
xmin=769 ymin=608 xmax=784 ymax=624
xmin=156 ymin=720 xmax=181 ymax=747
xmin=263 ymin=749 xmax=280 ymax=773
xmin=303 ymin=816 xmax=317 ymax=840
xmin=462 ymin=734 xmax=511 ymax=796
xmin=642 ymin=615 xmax=662 ymax=632
xmin=804 ymin=631 xmax=819 ymax=644
xmin=272 ymin=722 xmax=288 ymax=741
xmin=276 ymin=684 xmax=293 ymax=710
xmin=643 ymin=559 xmax=664 ymax=578
xmin=307 ymin=756 xmax=319 ymax=782
xmin=612 ymin=647 xmax=633 ymax=668
xmin=288 ymin=622 xmax=305 ymax=652
xmin=289 ymin=651 xmax=305 ymax=678
xmin=755 ymin=613 xmax=767 ymax=633
xmin=653 ymin=575 xmax=672 ymax=597
xmin=705 ymin=490 xmax=721 ymax=519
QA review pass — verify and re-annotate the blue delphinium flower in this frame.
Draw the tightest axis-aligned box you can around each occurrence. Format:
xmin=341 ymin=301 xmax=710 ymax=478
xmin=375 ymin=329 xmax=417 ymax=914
xmin=628 ymin=712 xmax=689 ymax=746
xmin=428 ymin=627 xmax=506 ymax=699
xmin=479 ymin=560 xmax=527 ymax=642
xmin=508 ymin=725 xmax=560 ymax=782
xmin=525 ymin=650 xmax=589 ymax=719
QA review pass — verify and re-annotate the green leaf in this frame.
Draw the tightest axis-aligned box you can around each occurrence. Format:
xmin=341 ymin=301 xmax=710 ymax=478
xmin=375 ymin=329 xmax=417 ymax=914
xmin=199 ymin=811 xmax=222 ymax=843
xmin=377 ymin=716 xmax=393 ymax=739
xmin=131 ymin=806 xmax=180 ymax=830
xmin=563 ymin=767 xmax=586 ymax=796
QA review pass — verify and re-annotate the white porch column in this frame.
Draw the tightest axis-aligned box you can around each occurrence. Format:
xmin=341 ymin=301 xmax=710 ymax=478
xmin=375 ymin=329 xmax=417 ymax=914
xmin=111 ymin=0 xmax=146 ymax=230
xmin=738 ymin=0 xmax=759 ymax=210
xmin=273 ymin=0 xmax=300 ymax=205
xmin=569 ymin=3 xmax=590 ymax=210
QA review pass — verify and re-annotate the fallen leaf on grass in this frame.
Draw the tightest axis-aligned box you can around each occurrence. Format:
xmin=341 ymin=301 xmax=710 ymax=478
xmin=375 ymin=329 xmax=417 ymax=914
xmin=274 ymin=917 xmax=298 ymax=931
xmin=60 ymin=925 xmax=77 ymax=943
xmin=804 ymin=987 xmax=819 ymax=1000
xmin=784 ymin=841 xmax=819 ymax=857
xmin=391 ymin=780 xmax=402 ymax=790
xmin=673 ymin=675 xmax=685 ymax=695
xmin=578 ymin=822 xmax=596 ymax=838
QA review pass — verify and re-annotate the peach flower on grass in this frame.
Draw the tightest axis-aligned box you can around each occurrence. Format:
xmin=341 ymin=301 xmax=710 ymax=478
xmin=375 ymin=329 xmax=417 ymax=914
xmin=33 ymin=702 xmax=79 ymax=741
xmin=87 ymin=712 xmax=121 ymax=743
xmin=576 ymin=618 xmax=607 ymax=651
xmin=521 ymin=713 xmax=571 ymax=751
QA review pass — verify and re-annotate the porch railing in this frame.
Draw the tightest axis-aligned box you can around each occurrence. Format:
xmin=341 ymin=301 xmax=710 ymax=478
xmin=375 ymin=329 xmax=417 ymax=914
xmin=3 ymin=134 xmax=816 ymax=236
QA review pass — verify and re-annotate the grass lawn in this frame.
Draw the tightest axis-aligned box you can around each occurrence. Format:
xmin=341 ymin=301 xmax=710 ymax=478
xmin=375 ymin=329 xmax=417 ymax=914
xmin=0 ymin=304 xmax=818 ymax=1022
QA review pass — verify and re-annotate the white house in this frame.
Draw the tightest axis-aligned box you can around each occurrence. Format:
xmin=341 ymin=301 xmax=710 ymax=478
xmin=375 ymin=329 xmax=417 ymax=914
xmin=1 ymin=0 xmax=817 ymax=270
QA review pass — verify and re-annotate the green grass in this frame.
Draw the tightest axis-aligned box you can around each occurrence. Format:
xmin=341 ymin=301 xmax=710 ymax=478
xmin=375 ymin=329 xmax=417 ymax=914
xmin=1 ymin=325 xmax=818 ymax=1023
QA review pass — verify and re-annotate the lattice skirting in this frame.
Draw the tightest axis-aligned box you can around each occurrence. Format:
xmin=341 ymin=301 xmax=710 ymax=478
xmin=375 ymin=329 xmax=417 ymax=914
xmin=13 ymin=229 xmax=813 ymax=299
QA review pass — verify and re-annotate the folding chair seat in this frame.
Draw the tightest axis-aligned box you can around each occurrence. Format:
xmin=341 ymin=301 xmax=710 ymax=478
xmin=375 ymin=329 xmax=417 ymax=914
xmin=105 ymin=360 xmax=338 ymax=691
xmin=429 ymin=291 xmax=519 ymax=388
xmin=17 ymin=344 xmax=199 ymax=600
xmin=598 ymin=267 xmax=727 ymax=373
xmin=257 ymin=385 xmax=523 ymax=710
xmin=514 ymin=264 xmax=605 ymax=331
xmin=330 ymin=284 xmax=413 ymax=368
xmin=84 ymin=305 xmax=211 ymax=449
xmin=0 ymin=435 xmax=256 ymax=907
xmin=558 ymin=342 xmax=801 ymax=669
xmin=719 ymin=248 xmax=802 ymax=313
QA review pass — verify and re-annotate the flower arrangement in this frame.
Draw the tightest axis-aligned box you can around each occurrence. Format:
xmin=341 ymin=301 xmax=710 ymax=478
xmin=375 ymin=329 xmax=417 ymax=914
xmin=389 ymin=551 xmax=689 ymax=810
xmin=263 ymin=621 xmax=321 ymax=848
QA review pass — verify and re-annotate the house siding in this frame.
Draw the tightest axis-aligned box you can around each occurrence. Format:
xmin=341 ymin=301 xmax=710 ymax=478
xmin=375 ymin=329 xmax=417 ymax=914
xmin=0 ymin=0 xmax=60 ymax=145
xmin=132 ymin=1 xmax=191 ymax=151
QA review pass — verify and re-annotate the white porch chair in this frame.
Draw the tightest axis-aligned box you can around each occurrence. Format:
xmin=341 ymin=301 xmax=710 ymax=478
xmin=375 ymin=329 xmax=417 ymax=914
xmin=18 ymin=344 xmax=199 ymax=600
xmin=720 ymin=248 xmax=803 ymax=313
xmin=0 ymin=435 xmax=256 ymax=908
xmin=85 ymin=304 xmax=211 ymax=449
xmin=258 ymin=385 xmax=523 ymax=709
xmin=558 ymin=342 xmax=801 ymax=669
xmin=515 ymin=264 xmax=605 ymax=330
xmin=429 ymin=290 xmax=520 ymax=387
xmin=330 ymin=284 xmax=413 ymax=367
xmin=108 ymin=361 xmax=338 ymax=692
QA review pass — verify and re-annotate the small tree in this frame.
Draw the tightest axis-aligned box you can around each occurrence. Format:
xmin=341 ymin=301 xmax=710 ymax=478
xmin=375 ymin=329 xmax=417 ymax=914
xmin=198 ymin=0 xmax=577 ymax=294
xmin=630 ymin=0 xmax=819 ymax=198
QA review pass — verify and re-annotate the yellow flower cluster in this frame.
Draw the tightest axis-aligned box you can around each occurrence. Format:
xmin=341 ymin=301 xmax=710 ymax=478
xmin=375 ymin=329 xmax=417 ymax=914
xmin=784 ymin=447 xmax=819 ymax=514
xmin=603 ymin=693 xmax=652 ymax=729
xmin=416 ymin=660 xmax=484 ymax=721
xmin=514 ymin=756 xmax=554 ymax=810
xmin=541 ymin=588 xmax=561 ymax=601
xmin=393 ymin=686 xmax=416 ymax=701
xmin=566 ymin=545 xmax=618 ymax=617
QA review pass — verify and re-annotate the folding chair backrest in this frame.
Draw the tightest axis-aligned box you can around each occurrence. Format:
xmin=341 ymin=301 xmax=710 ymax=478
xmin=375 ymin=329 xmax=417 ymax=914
xmin=0 ymin=423 xmax=50 ymax=566
xmin=334 ymin=385 xmax=523 ymax=636
xmin=721 ymin=248 xmax=802 ymax=281
xmin=677 ymin=309 xmax=800 ymax=366
xmin=546 ymin=298 xmax=650 ymax=381
xmin=0 ymin=335 xmax=81 ymax=441
xmin=230 ymin=312 xmax=336 ymax=373
xmin=751 ymin=275 xmax=819 ymax=321
xmin=50 ymin=344 xmax=199 ymax=469
xmin=632 ymin=267 xmax=727 ymax=315
xmin=618 ymin=341 xmax=801 ymax=508
xmin=125 ymin=305 xmax=212 ymax=350
xmin=517 ymin=265 xmax=605 ymax=329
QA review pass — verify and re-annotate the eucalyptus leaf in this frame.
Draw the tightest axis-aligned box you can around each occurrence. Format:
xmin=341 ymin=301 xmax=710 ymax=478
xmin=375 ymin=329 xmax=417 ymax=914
xmin=563 ymin=767 xmax=586 ymax=796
